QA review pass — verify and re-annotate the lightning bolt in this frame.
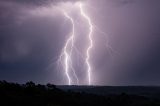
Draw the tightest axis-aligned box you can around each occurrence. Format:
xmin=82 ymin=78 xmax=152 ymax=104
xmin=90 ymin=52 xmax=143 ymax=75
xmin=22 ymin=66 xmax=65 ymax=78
xmin=58 ymin=11 xmax=79 ymax=85
xmin=57 ymin=2 xmax=96 ymax=85
xmin=79 ymin=3 xmax=93 ymax=85
xmin=47 ymin=1 xmax=115 ymax=85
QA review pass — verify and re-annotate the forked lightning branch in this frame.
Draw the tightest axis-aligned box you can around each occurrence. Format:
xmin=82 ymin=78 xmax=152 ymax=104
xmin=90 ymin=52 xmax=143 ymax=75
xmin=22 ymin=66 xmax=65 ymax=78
xmin=58 ymin=2 xmax=93 ymax=85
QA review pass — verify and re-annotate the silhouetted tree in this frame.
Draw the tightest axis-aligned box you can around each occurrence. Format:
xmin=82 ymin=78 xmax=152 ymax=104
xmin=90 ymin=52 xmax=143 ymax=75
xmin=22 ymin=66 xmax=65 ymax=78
xmin=26 ymin=81 xmax=36 ymax=87
xmin=47 ymin=83 xmax=56 ymax=90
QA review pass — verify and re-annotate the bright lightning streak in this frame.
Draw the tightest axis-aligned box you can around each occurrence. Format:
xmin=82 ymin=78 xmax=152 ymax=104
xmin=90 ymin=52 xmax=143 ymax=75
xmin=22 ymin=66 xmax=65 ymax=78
xmin=58 ymin=11 xmax=79 ymax=85
xmin=47 ymin=2 xmax=113 ymax=85
xmin=79 ymin=3 xmax=93 ymax=85
xmin=70 ymin=60 xmax=79 ymax=85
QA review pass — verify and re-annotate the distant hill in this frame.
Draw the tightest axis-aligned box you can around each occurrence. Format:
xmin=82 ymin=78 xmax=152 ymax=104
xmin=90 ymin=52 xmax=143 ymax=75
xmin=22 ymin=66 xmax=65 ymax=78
xmin=58 ymin=86 xmax=160 ymax=98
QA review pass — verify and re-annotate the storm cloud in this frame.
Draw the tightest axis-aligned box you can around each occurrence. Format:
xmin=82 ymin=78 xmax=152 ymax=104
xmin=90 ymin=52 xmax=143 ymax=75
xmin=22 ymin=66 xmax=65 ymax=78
xmin=0 ymin=0 xmax=160 ymax=85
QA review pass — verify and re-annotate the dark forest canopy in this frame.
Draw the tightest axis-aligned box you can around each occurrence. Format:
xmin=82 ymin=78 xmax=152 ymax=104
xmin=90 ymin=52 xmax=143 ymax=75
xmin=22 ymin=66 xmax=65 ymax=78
xmin=0 ymin=80 xmax=160 ymax=106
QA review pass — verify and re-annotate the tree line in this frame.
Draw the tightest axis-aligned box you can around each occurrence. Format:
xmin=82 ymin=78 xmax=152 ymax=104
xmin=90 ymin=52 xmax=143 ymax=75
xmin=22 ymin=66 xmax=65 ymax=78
xmin=0 ymin=80 xmax=159 ymax=106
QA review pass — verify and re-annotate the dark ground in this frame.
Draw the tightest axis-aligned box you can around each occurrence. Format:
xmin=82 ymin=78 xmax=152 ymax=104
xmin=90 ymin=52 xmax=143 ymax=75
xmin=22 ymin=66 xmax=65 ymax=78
xmin=0 ymin=81 xmax=160 ymax=106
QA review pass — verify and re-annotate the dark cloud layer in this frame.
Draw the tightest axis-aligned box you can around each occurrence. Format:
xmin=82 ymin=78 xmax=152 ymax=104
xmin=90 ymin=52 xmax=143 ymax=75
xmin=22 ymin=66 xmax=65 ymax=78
xmin=0 ymin=0 xmax=66 ymax=84
xmin=0 ymin=0 xmax=160 ymax=85
xmin=1 ymin=0 xmax=84 ymax=6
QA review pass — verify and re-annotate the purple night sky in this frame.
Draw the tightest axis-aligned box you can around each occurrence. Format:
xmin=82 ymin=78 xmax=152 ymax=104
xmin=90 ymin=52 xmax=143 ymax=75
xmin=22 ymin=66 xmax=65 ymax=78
xmin=0 ymin=0 xmax=160 ymax=85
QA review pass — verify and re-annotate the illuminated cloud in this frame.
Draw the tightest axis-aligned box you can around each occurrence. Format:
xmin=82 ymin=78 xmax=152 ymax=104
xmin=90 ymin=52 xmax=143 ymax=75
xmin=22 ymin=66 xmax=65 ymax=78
xmin=0 ymin=0 xmax=160 ymax=85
